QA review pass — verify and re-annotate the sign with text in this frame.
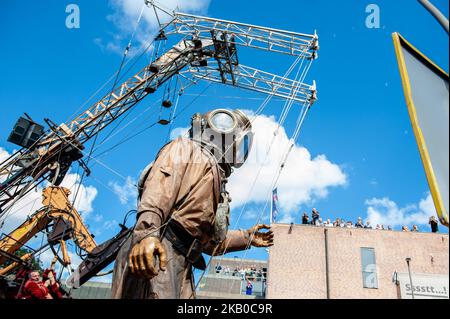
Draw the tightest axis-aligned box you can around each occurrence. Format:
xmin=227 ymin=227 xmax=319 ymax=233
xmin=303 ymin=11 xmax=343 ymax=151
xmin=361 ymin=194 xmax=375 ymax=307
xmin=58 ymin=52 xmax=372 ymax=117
xmin=397 ymin=273 xmax=449 ymax=299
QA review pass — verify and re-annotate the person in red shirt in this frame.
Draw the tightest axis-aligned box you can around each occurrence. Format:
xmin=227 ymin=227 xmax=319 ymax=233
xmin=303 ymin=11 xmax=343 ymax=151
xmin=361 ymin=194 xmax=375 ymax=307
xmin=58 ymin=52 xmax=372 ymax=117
xmin=42 ymin=269 xmax=63 ymax=299
xmin=19 ymin=270 xmax=53 ymax=299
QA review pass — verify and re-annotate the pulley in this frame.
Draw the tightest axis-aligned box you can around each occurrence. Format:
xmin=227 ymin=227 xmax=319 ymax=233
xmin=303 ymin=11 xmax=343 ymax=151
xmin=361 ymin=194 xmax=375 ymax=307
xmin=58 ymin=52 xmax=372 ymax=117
xmin=162 ymin=100 xmax=172 ymax=108
xmin=158 ymin=119 xmax=170 ymax=125
xmin=144 ymin=86 xmax=156 ymax=94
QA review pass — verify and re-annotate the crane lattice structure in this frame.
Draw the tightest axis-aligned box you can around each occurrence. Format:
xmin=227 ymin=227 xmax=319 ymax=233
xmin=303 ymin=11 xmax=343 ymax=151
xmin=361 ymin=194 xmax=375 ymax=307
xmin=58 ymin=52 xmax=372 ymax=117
xmin=0 ymin=1 xmax=318 ymax=220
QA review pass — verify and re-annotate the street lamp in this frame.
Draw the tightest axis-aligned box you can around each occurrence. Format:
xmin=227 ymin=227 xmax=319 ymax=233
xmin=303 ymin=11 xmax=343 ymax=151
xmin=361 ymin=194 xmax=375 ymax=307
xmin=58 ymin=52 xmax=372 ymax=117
xmin=418 ymin=0 xmax=449 ymax=35
xmin=406 ymin=257 xmax=415 ymax=299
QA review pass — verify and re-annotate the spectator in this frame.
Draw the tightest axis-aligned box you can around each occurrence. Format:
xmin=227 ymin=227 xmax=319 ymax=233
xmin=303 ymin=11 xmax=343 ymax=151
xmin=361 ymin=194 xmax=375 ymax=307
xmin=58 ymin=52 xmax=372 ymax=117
xmin=355 ymin=217 xmax=364 ymax=228
xmin=245 ymin=279 xmax=253 ymax=295
xmin=333 ymin=218 xmax=340 ymax=227
xmin=429 ymin=216 xmax=439 ymax=233
xmin=256 ymin=269 xmax=262 ymax=281
xmin=325 ymin=219 xmax=333 ymax=227
xmin=375 ymin=224 xmax=382 ymax=230
xmin=364 ymin=221 xmax=372 ymax=229
xmin=18 ymin=271 xmax=53 ymax=299
xmin=346 ymin=221 xmax=353 ymax=228
xmin=412 ymin=225 xmax=419 ymax=232
xmin=402 ymin=225 xmax=409 ymax=232
xmin=302 ymin=212 xmax=309 ymax=225
xmin=311 ymin=208 xmax=320 ymax=225
xmin=316 ymin=217 xmax=323 ymax=226
xmin=387 ymin=225 xmax=393 ymax=231
xmin=339 ymin=219 xmax=346 ymax=228
xmin=381 ymin=225 xmax=385 ymax=230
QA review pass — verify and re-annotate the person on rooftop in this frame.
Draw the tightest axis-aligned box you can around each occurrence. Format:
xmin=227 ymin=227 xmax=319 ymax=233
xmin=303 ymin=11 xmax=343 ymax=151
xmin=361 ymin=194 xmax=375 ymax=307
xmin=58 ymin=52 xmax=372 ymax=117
xmin=355 ymin=217 xmax=364 ymax=228
xmin=429 ymin=216 xmax=439 ymax=233
xmin=302 ymin=212 xmax=309 ymax=225
xmin=311 ymin=208 xmax=320 ymax=225
xmin=317 ymin=217 xmax=323 ymax=226
xmin=333 ymin=218 xmax=340 ymax=227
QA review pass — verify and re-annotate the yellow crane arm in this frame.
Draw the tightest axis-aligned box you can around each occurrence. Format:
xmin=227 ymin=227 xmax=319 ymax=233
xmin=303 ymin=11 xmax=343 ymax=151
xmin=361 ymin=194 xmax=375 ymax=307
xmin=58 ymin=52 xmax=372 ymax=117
xmin=0 ymin=209 xmax=49 ymax=265
xmin=0 ymin=186 xmax=96 ymax=267
xmin=0 ymin=253 xmax=32 ymax=276
xmin=41 ymin=186 xmax=97 ymax=254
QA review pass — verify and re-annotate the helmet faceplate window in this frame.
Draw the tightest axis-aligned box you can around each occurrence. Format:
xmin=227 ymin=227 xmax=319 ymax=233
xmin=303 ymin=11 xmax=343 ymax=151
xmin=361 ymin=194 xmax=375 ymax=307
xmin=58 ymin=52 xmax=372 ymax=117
xmin=208 ymin=111 xmax=236 ymax=133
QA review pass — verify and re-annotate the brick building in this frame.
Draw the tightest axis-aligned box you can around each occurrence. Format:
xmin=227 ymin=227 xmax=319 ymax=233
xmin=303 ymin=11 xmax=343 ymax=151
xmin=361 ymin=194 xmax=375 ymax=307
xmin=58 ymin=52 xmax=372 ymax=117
xmin=267 ymin=224 xmax=449 ymax=299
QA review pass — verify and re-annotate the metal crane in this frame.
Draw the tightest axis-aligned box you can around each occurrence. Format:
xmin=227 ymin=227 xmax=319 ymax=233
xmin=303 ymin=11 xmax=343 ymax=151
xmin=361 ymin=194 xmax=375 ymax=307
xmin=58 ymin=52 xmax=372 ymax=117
xmin=0 ymin=2 xmax=318 ymax=219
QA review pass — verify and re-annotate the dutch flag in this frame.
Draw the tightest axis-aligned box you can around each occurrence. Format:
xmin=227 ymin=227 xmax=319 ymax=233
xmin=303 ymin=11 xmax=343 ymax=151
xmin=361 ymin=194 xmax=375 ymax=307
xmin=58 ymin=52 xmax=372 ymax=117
xmin=271 ymin=188 xmax=279 ymax=223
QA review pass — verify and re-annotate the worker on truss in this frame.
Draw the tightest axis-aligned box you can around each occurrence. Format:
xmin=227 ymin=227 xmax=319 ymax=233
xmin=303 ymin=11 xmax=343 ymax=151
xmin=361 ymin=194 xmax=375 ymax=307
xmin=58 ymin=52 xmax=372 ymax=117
xmin=112 ymin=109 xmax=274 ymax=299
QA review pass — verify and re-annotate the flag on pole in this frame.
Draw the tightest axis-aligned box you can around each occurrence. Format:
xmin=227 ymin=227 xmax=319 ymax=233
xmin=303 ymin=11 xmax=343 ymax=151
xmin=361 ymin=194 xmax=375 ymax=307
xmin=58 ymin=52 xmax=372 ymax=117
xmin=271 ymin=188 xmax=279 ymax=223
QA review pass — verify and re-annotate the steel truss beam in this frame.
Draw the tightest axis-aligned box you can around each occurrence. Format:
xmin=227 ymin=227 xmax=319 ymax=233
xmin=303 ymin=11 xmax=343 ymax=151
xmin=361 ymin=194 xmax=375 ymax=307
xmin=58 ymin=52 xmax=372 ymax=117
xmin=184 ymin=62 xmax=315 ymax=104
xmin=164 ymin=12 xmax=319 ymax=59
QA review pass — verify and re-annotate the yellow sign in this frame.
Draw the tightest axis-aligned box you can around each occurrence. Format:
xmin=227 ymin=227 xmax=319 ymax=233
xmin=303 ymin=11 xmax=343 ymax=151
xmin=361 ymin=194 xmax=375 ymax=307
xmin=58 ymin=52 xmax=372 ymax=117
xmin=392 ymin=33 xmax=449 ymax=227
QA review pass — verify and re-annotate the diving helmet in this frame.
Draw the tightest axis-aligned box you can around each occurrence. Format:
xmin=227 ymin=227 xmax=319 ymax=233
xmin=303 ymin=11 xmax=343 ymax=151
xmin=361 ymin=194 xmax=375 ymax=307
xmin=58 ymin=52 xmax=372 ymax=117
xmin=189 ymin=109 xmax=253 ymax=171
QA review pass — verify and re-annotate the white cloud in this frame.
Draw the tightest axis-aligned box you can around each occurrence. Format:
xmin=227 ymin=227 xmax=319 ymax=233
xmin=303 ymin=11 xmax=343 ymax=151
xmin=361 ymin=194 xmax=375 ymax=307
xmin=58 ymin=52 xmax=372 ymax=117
xmin=109 ymin=176 xmax=137 ymax=205
xmin=100 ymin=0 xmax=211 ymax=53
xmin=0 ymin=188 xmax=42 ymax=234
xmin=0 ymin=148 xmax=42 ymax=233
xmin=92 ymin=214 xmax=104 ymax=223
xmin=0 ymin=147 xmax=10 ymax=164
xmin=364 ymin=193 xmax=436 ymax=229
xmin=103 ymin=219 xmax=119 ymax=231
xmin=59 ymin=173 xmax=98 ymax=217
xmin=227 ymin=113 xmax=347 ymax=220
xmin=242 ymin=209 xmax=258 ymax=221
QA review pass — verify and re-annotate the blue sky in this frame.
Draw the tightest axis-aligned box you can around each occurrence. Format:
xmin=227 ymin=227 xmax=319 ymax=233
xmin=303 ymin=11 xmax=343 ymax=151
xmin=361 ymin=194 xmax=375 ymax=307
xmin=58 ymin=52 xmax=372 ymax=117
xmin=0 ymin=0 xmax=448 ymax=280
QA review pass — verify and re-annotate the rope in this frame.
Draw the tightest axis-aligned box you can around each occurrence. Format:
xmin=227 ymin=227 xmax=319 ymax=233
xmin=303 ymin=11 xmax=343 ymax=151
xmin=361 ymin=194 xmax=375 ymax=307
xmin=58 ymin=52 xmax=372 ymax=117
xmin=227 ymin=99 xmax=311 ymax=293
xmin=193 ymin=46 xmax=315 ymax=295
xmin=92 ymin=98 xmax=163 ymax=157
xmin=191 ymin=47 xmax=312 ymax=298
xmin=93 ymin=82 xmax=212 ymax=160
xmin=165 ymin=91 xmax=182 ymax=142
